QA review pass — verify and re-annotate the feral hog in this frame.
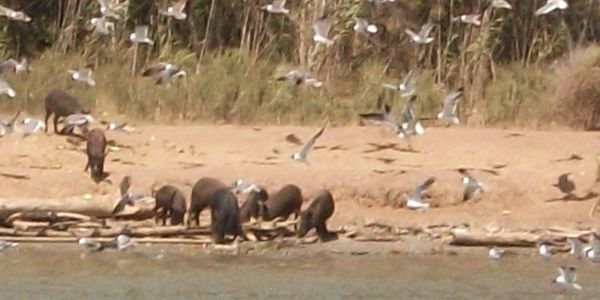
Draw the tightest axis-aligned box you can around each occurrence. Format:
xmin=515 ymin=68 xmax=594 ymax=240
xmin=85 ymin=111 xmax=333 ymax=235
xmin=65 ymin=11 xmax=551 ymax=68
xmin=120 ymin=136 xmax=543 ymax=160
xmin=258 ymin=184 xmax=302 ymax=221
xmin=209 ymin=188 xmax=245 ymax=244
xmin=188 ymin=177 xmax=227 ymax=226
xmin=298 ymin=190 xmax=337 ymax=241
xmin=84 ymin=128 xmax=106 ymax=181
xmin=44 ymin=89 xmax=89 ymax=134
xmin=154 ymin=185 xmax=187 ymax=226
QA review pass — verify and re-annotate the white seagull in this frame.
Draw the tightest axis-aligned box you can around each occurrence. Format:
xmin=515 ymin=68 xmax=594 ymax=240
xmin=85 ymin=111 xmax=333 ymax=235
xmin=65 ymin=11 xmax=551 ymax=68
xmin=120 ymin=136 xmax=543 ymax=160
xmin=535 ymin=0 xmax=568 ymax=16
xmin=0 ymin=4 xmax=31 ymax=22
xmin=130 ymin=25 xmax=154 ymax=45
xmin=0 ymin=77 xmax=15 ymax=98
xmin=68 ymin=68 xmax=96 ymax=87
xmin=105 ymin=122 xmax=136 ymax=133
xmin=232 ymin=179 xmax=261 ymax=194
xmin=313 ymin=17 xmax=334 ymax=46
xmin=292 ymin=127 xmax=325 ymax=164
xmin=64 ymin=114 xmax=95 ymax=127
xmin=261 ymin=0 xmax=289 ymax=14
xmin=489 ymin=247 xmax=506 ymax=260
xmin=276 ymin=70 xmax=323 ymax=88
xmin=405 ymin=177 xmax=436 ymax=211
xmin=437 ymin=88 xmax=463 ymax=125
xmin=141 ymin=62 xmax=186 ymax=85
xmin=459 ymin=169 xmax=485 ymax=201
xmin=382 ymin=69 xmax=416 ymax=97
xmin=491 ymin=0 xmax=512 ymax=9
xmin=552 ymin=266 xmax=582 ymax=291
xmin=405 ymin=23 xmax=435 ymax=44
xmin=584 ymin=233 xmax=600 ymax=262
xmin=161 ymin=0 xmax=188 ymax=20
xmin=539 ymin=244 xmax=554 ymax=259
xmin=116 ymin=234 xmax=135 ymax=251
xmin=19 ymin=118 xmax=46 ymax=136
xmin=453 ymin=14 xmax=482 ymax=26
xmin=353 ymin=17 xmax=378 ymax=36
xmin=87 ymin=17 xmax=115 ymax=35
xmin=399 ymin=95 xmax=425 ymax=139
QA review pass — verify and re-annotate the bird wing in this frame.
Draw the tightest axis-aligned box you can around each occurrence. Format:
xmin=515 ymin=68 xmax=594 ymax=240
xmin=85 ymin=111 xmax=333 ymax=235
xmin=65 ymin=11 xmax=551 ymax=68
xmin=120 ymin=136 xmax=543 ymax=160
xmin=442 ymin=90 xmax=462 ymax=115
xmin=566 ymin=266 xmax=577 ymax=283
xmin=556 ymin=0 xmax=568 ymax=9
xmin=119 ymin=176 xmax=131 ymax=197
xmin=173 ymin=0 xmax=187 ymax=12
xmin=273 ymin=0 xmax=286 ymax=8
xmin=0 ymin=5 xmax=10 ymax=17
xmin=535 ymin=1 xmax=558 ymax=15
xmin=416 ymin=176 xmax=436 ymax=194
xmin=98 ymin=0 xmax=111 ymax=10
xmin=64 ymin=114 xmax=90 ymax=126
xmin=314 ymin=18 xmax=331 ymax=37
xmin=135 ymin=25 xmax=149 ymax=37
xmin=592 ymin=234 xmax=600 ymax=251
xmin=404 ymin=29 xmax=418 ymax=39
xmin=299 ymin=127 xmax=325 ymax=158
xmin=142 ymin=63 xmax=167 ymax=77
xmin=0 ymin=77 xmax=13 ymax=91
xmin=354 ymin=17 xmax=368 ymax=30
xmin=401 ymin=95 xmax=416 ymax=122
xmin=402 ymin=69 xmax=414 ymax=87
xmin=80 ymin=68 xmax=92 ymax=77
xmin=419 ymin=23 xmax=434 ymax=37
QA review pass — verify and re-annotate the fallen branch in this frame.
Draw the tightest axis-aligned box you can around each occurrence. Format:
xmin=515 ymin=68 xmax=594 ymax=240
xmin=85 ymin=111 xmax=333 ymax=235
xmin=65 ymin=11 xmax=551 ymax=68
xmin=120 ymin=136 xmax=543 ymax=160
xmin=450 ymin=230 xmax=540 ymax=247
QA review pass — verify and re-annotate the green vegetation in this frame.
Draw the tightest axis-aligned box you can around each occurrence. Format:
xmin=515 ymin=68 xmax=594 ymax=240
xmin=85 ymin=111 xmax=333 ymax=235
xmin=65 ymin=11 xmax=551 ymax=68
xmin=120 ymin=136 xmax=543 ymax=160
xmin=0 ymin=0 xmax=598 ymax=128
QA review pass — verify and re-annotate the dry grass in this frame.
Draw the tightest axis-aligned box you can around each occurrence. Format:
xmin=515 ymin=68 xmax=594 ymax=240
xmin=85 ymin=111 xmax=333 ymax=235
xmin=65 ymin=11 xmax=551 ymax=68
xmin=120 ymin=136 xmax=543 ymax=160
xmin=0 ymin=48 xmax=595 ymax=129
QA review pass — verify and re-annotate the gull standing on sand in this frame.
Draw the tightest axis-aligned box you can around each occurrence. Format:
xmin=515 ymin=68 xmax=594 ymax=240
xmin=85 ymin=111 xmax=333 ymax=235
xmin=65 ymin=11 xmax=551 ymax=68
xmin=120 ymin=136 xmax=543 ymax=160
xmin=552 ymin=266 xmax=582 ymax=291
xmin=116 ymin=234 xmax=135 ymax=251
xmin=489 ymin=247 xmax=506 ymax=260
xmin=130 ymin=25 xmax=154 ymax=45
xmin=405 ymin=177 xmax=436 ymax=211
xmin=584 ymin=233 xmax=600 ymax=262
xmin=292 ymin=127 xmax=325 ymax=164
xmin=535 ymin=0 xmax=568 ymax=16
xmin=261 ymin=0 xmax=289 ymax=14
xmin=437 ymin=88 xmax=463 ymax=125
xmin=0 ymin=58 xmax=30 ymax=74
xmin=491 ymin=0 xmax=512 ymax=9
xmin=0 ymin=4 xmax=31 ymax=22
xmin=68 ymin=68 xmax=96 ymax=87
xmin=353 ymin=17 xmax=378 ymax=36
xmin=105 ymin=122 xmax=135 ymax=133
xmin=161 ymin=0 xmax=188 ymax=20
xmin=232 ymin=180 xmax=261 ymax=194
xmin=453 ymin=14 xmax=482 ymax=26
xmin=383 ymin=69 xmax=416 ymax=97
xmin=459 ymin=169 xmax=485 ymax=201
xmin=276 ymin=70 xmax=323 ymax=88
xmin=0 ymin=77 xmax=15 ymax=98
xmin=313 ymin=17 xmax=334 ymax=46
xmin=553 ymin=173 xmax=575 ymax=197
xmin=567 ymin=236 xmax=583 ymax=258
xmin=141 ymin=63 xmax=186 ymax=85
xmin=86 ymin=17 xmax=115 ymax=35
xmin=19 ymin=118 xmax=45 ymax=136
xmin=405 ymin=23 xmax=435 ymax=45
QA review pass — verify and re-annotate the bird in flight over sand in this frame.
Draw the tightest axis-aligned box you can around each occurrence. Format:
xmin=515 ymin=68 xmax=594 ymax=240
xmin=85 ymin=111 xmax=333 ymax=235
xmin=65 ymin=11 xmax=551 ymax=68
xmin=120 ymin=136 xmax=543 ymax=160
xmin=68 ymin=68 xmax=96 ymax=87
xmin=405 ymin=176 xmax=436 ymax=211
xmin=382 ymin=69 xmax=416 ymax=97
xmin=313 ymin=17 xmax=334 ymax=46
xmin=453 ymin=14 xmax=482 ymax=26
xmin=292 ymin=127 xmax=325 ymax=164
xmin=552 ymin=266 xmax=582 ymax=291
xmin=437 ymin=87 xmax=463 ymax=125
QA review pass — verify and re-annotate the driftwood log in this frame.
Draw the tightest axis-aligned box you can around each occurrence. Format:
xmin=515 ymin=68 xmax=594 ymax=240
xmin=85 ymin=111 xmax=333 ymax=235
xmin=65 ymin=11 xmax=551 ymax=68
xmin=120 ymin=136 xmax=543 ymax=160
xmin=0 ymin=194 xmax=154 ymax=220
xmin=450 ymin=230 xmax=540 ymax=247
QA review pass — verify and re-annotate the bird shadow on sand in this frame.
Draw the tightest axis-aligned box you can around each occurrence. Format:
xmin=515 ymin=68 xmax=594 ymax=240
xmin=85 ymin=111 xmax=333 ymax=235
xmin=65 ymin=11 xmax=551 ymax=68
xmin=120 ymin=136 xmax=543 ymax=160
xmin=251 ymin=161 xmax=279 ymax=166
xmin=0 ymin=173 xmax=30 ymax=180
xmin=177 ymin=161 xmax=204 ymax=169
xmin=328 ymin=145 xmax=348 ymax=151
xmin=363 ymin=142 xmax=418 ymax=153
xmin=545 ymin=191 xmax=599 ymax=202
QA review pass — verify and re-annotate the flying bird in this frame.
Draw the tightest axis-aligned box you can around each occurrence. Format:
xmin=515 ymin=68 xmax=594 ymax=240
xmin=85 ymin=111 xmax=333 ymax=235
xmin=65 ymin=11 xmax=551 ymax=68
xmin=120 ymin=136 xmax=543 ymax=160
xmin=405 ymin=177 xmax=436 ymax=211
xmin=87 ymin=17 xmax=115 ymax=35
xmin=567 ymin=236 xmax=583 ymax=258
xmin=276 ymin=70 xmax=323 ymax=88
xmin=292 ymin=127 xmax=325 ymax=164
xmin=130 ymin=25 xmax=154 ymax=45
xmin=453 ymin=14 xmax=482 ymax=26
xmin=535 ymin=0 xmax=568 ymax=16
xmin=261 ymin=0 xmax=289 ymax=14
xmin=232 ymin=179 xmax=261 ymax=194
xmin=360 ymin=104 xmax=401 ymax=133
xmin=552 ymin=266 xmax=582 ymax=291
xmin=382 ymin=69 xmax=416 ymax=97
xmin=112 ymin=175 xmax=145 ymax=215
xmin=0 ymin=58 xmax=30 ymax=74
xmin=161 ymin=0 xmax=188 ymax=20
xmin=0 ymin=77 xmax=15 ymax=98
xmin=459 ymin=169 xmax=485 ymax=201
xmin=491 ymin=0 xmax=512 ymax=9
xmin=68 ymin=68 xmax=96 ymax=87
xmin=141 ymin=63 xmax=186 ymax=85
xmin=398 ymin=95 xmax=425 ymax=139
xmin=0 ymin=4 xmax=31 ymax=22
xmin=313 ymin=17 xmax=334 ymax=46
xmin=437 ymin=88 xmax=463 ymax=125
xmin=584 ymin=233 xmax=600 ymax=262
xmin=405 ymin=23 xmax=435 ymax=44
xmin=353 ymin=17 xmax=378 ymax=36
xmin=553 ymin=173 xmax=575 ymax=197
xmin=97 ymin=0 xmax=127 ymax=19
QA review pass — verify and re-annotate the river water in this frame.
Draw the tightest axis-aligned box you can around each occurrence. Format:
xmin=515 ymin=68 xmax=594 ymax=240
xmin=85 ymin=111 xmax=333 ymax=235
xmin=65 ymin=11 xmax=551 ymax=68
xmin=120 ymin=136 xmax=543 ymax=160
xmin=0 ymin=244 xmax=597 ymax=299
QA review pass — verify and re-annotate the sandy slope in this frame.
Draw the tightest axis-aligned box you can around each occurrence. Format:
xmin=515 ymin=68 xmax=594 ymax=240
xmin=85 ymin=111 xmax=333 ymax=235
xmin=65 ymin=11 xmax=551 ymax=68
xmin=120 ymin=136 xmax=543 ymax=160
xmin=0 ymin=124 xmax=599 ymax=231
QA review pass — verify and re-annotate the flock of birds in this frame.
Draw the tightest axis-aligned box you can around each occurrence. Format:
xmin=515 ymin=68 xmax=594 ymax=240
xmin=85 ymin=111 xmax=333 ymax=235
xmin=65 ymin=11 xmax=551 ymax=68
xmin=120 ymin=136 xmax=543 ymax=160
xmin=0 ymin=0 xmax=591 ymax=293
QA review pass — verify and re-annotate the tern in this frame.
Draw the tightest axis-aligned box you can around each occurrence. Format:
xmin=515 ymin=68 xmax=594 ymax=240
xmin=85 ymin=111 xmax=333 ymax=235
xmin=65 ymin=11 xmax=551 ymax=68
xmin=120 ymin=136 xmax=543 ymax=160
xmin=437 ymin=88 xmax=463 ymax=125
xmin=130 ymin=25 xmax=154 ymax=45
xmin=68 ymin=68 xmax=96 ymax=87
xmin=292 ymin=127 xmax=325 ymax=164
xmin=382 ymin=69 xmax=416 ymax=97
xmin=313 ymin=17 xmax=334 ymax=46
xmin=405 ymin=177 xmax=436 ymax=211
xmin=161 ymin=0 xmax=188 ymax=20
xmin=405 ymin=23 xmax=435 ymax=44
xmin=261 ymin=0 xmax=289 ymax=14
xmin=552 ymin=266 xmax=582 ymax=291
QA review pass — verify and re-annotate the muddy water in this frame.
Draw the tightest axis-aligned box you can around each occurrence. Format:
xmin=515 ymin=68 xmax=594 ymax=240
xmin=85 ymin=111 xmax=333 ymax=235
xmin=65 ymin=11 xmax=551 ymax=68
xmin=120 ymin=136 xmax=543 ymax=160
xmin=0 ymin=244 xmax=598 ymax=299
